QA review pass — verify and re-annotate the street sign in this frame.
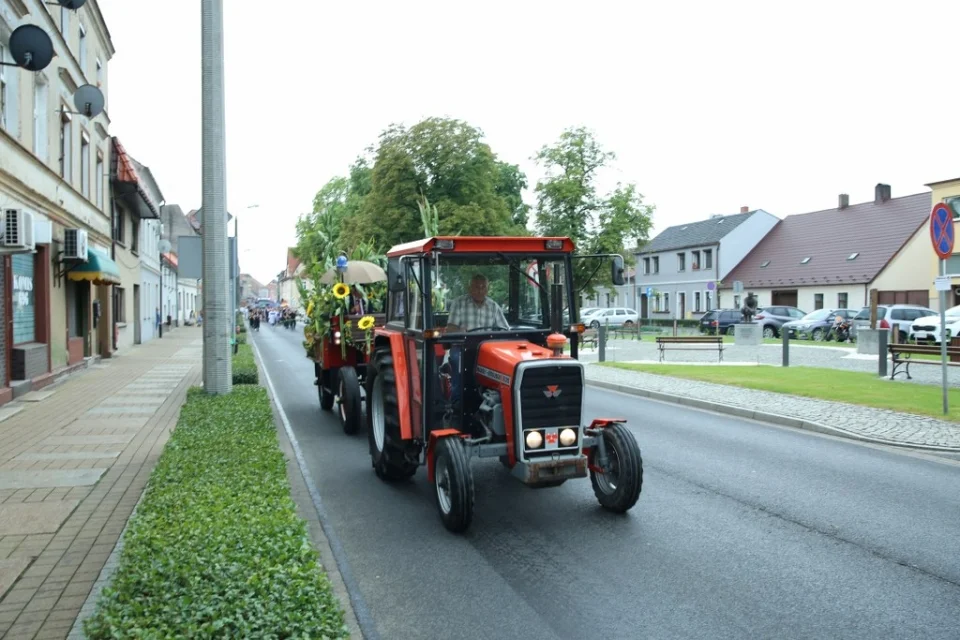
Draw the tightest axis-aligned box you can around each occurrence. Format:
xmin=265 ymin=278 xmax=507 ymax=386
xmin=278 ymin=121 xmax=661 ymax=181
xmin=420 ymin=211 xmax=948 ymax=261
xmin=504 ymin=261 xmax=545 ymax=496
xmin=707 ymin=281 xmax=716 ymax=290
xmin=935 ymin=275 xmax=952 ymax=292
xmin=930 ymin=202 xmax=954 ymax=260
xmin=733 ymin=280 xmax=744 ymax=294
xmin=645 ymin=287 xmax=653 ymax=297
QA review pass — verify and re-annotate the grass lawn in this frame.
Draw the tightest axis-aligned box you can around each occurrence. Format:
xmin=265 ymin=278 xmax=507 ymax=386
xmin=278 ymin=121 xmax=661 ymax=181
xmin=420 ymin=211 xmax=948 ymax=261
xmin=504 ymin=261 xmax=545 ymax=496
xmin=598 ymin=362 xmax=960 ymax=422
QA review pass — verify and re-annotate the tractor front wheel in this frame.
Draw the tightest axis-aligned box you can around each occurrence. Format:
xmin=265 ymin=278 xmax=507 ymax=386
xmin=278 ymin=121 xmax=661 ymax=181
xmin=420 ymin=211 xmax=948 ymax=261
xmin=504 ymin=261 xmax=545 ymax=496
xmin=338 ymin=366 xmax=362 ymax=435
xmin=367 ymin=350 xmax=418 ymax=482
xmin=433 ymin=436 xmax=475 ymax=533
xmin=590 ymin=423 xmax=643 ymax=513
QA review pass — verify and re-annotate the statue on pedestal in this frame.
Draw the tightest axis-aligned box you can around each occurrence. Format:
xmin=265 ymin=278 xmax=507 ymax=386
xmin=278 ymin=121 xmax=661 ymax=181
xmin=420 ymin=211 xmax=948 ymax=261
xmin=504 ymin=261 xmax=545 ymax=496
xmin=741 ymin=292 xmax=758 ymax=323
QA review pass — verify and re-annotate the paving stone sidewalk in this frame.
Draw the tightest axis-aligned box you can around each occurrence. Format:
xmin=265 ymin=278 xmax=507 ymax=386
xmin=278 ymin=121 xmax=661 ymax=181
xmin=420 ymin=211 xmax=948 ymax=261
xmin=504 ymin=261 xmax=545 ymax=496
xmin=0 ymin=328 xmax=202 ymax=639
xmin=586 ymin=363 xmax=960 ymax=450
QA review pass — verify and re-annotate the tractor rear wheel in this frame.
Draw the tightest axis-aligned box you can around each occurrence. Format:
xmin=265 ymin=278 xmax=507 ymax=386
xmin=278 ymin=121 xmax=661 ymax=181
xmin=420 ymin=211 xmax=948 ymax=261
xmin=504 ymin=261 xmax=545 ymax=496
xmin=590 ymin=423 xmax=643 ymax=513
xmin=433 ymin=436 xmax=475 ymax=533
xmin=367 ymin=349 xmax=418 ymax=482
xmin=338 ymin=366 xmax=362 ymax=435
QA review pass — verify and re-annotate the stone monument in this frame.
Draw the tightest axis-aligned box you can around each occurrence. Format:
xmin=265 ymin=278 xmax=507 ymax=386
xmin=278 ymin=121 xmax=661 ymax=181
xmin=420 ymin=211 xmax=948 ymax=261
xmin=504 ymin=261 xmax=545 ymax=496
xmin=735 ymin=292 xmax=762 ymax=345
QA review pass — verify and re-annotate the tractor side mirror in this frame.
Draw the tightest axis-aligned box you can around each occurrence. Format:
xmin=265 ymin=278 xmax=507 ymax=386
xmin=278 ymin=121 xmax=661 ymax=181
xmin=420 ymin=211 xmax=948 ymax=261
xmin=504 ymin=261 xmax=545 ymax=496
xmin=611 ymin=255 xmax=626 ymax=286
xmin=387 ymin=258 xmax=405 ymax=292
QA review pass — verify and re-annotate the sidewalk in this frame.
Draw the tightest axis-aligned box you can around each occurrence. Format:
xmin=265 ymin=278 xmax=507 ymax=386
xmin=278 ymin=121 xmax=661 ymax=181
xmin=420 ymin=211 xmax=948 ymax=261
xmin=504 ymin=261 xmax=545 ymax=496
xmin=0 ymin=327 xmax=201 ymax=639
xmin=585 ymin=363 xmax=960 ymax=452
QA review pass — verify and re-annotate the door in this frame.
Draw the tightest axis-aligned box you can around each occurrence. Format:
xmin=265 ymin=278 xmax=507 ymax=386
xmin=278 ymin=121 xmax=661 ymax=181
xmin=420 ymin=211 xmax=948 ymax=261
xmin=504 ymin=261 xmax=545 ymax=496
xmin=772 ymin=289 xmax=799 ymax=308
xmin=404 ymin=260 xmax=426 ymax=440
xmin=133 ymin=285 xmax=141 ymax=344
xmin=640 ymin=294 xmax=648 ymax=319
xmin=678 ymin=292 xmax=686 ymax=319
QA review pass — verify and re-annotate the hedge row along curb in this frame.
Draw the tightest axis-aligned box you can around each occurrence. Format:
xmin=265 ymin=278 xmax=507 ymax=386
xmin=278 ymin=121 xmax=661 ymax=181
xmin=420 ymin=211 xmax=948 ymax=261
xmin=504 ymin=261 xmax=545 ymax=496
xmin=233 ymin=342 xmax=258 ymax=385
xmin=82 ymin=386 xmax=350 ymax=638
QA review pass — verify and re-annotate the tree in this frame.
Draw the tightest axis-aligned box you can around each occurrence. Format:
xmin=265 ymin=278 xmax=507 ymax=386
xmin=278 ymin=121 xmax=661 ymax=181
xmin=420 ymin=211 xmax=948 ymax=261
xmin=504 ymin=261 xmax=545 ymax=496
xmin=533 ymin=126 xmax=655 ymax=295
xmin=339 ymin=117 xmax=524 ymax=250
xmin=495 ymin=161 xmax=531 ymax=227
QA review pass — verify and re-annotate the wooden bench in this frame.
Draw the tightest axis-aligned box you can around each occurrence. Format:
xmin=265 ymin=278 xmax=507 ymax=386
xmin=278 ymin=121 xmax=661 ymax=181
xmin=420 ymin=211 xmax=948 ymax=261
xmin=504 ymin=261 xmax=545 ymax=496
xmin=888 ymin=344 xmax=960 ymax=380
xmin=580 ymin=329 xmax=598 ymax=349
xmin=655 ymin=336 xmax=724 ymax=363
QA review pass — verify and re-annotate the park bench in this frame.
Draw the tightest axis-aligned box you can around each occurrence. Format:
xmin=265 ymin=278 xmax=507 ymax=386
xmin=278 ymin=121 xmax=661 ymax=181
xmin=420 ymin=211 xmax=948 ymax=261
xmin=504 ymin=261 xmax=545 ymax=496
xmin=887 ymin=343 xmax=960 ymax=380
xmin=580 ymin=329 xmax=598 ymax=349
xmin=655 ymin=336 xmax=724 ymax=363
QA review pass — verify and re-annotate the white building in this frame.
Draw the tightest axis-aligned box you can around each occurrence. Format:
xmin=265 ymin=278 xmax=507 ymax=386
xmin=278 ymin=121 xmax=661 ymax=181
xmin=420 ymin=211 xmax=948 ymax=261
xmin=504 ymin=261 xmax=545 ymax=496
xmin=161 ymin=253 xmax=176 ymax=325
xmin=139 ymin=219 xmax=161 ymax=341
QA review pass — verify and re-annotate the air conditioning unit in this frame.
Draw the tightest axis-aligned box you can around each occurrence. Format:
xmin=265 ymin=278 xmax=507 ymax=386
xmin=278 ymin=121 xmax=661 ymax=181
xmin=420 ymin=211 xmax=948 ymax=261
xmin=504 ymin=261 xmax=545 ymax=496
xmin=1 ymin=209 xmax=36 ymax=252
xmin=63 ymin=228 xmax=89 ymax=261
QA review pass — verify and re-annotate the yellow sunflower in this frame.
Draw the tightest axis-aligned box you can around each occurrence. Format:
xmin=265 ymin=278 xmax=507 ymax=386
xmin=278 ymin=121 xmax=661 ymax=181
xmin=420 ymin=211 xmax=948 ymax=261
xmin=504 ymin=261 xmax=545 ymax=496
xmin=306 ymin=300 xmax=315 ymax=317
xmin=332 ymin=283 xmax=350 ymax=299
xmin=357 ymin=315 xmax=375 ymax=331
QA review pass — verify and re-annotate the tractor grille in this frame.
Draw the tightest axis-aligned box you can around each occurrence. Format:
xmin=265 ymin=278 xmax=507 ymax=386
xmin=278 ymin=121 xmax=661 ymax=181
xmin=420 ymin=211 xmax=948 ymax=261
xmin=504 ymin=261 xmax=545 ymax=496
xmin=516 ymin=362 xmax=583 ymax=430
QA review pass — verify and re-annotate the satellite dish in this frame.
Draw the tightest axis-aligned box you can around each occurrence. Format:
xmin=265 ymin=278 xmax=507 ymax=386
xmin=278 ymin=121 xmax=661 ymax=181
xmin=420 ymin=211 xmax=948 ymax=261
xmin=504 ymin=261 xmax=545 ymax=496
xmin=73 ymin=84 xmax=105 ymax=118
xmin=57 ymin=0 xmax=87 ymax=9
xmin=8 ymin=24 xmax=54 ymax=72
xmin=159 ymin=239 xmax=172 ymax=254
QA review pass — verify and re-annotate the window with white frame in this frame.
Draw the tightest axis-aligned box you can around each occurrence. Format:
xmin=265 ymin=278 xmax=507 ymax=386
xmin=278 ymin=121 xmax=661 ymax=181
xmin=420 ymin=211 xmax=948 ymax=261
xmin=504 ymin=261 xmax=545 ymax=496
xmin=59 ymin=109 xmax=73 ymax=180
xmin=643 ymin=257 xmax=650 ymax=275
xmin=95 ymin=152 xmax=104 ymax=209
xmin=33 ymin=75 xmax=48 ymax=161
xmin=0 ymin=40 xmax=8 ymax=132
xmin=651 ymin=256 xmax=659 ymax=274
xmin=734 ymin=294 xmax=741 ymax=309
xmin=96 ymin=58 xmax=103 ymax=86
xmin=705 ymin=290 xmax=713 ymax=311
xmin=677 ymin=252 xmax=686 ymax=272
xmin=80 ymin=132 xmax=90 ymax=197
xmin=694 ymin=291 xmax=702 ymax=313
xmin=79 ymin=23 xmax=87 ymax=72
xmin=691 ymin=250 xmax=701 ymax=270
xmin=663 ymin=292 xmax=670 ymax=314
xmin=703 ymin=249 xmax=713 ymax=270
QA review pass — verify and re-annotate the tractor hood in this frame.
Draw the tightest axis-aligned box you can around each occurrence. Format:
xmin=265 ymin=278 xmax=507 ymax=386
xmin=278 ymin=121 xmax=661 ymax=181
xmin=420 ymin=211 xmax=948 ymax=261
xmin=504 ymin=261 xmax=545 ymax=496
xmin=474 ymin=340 xmax=568 ymax=388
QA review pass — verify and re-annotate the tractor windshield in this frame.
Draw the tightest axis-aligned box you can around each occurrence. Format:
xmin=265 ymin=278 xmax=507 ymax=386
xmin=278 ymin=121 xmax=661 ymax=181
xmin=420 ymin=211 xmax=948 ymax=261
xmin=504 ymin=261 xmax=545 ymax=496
xmin=431 ymin=253 xmax=572 ymax=333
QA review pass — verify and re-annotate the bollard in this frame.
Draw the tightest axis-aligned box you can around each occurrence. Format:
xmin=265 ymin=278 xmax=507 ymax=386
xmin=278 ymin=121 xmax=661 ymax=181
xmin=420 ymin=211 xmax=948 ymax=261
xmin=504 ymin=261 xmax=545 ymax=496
xmin=598 ymin=324 xmax=606 ymax=362
xmin=782 ymin=329 xmax=789 ymax=367
xmin=878 ymin=329 xmax=888 ymax=378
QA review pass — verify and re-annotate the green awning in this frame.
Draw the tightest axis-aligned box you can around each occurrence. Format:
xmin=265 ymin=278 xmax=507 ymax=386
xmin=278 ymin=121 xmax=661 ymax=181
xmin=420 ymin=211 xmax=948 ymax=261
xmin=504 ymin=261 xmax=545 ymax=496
xmin=67 ymin=246 xmax=122 ymax=286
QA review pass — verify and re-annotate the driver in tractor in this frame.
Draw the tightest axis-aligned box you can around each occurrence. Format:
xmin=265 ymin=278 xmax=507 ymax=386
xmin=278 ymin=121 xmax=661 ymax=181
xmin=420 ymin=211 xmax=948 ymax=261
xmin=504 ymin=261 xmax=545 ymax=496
xmin=442 ymin=273 xmax=509 ymax=406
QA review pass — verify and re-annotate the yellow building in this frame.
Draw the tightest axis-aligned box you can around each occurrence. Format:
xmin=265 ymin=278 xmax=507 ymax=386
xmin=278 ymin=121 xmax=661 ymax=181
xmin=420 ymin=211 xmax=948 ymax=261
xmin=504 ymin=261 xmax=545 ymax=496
xmin=925 ymin=178 xmax=960 ymax=311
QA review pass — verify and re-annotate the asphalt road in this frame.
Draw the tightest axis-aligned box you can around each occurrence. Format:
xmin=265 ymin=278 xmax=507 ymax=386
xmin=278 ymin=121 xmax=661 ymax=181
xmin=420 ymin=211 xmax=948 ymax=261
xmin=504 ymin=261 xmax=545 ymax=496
xmin=252 ymin=324 xmax=960 ymax=640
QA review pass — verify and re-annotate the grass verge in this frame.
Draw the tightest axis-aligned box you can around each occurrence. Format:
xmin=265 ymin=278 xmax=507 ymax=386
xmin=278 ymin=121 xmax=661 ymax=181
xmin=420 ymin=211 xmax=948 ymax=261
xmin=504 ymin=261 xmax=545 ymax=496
xmin=82 ymin=386 xmax=349 ymax=638
xmin=598 ymin=362 xmax=960 ymax=422
xmin=233 ymin=343 xmax=258 ymax=385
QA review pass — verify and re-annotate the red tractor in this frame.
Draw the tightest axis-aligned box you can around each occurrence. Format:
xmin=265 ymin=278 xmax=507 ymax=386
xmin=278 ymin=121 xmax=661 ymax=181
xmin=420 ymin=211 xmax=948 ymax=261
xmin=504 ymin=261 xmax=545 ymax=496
xmin=364 ymin=235 xmax=644 ymax=533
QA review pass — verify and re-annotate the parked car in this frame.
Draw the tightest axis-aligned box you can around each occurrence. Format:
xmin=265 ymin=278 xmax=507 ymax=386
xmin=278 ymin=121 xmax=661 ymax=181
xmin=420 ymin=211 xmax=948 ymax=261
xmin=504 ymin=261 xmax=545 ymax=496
xmin=782 ymin=308 xmax=857 ymax=341
xmin=585 ymin=307 xmax=639 ymax=328
xmin=852 ymin=304 xmax=936 ymax=343
xmin=752 ymin=306 xmax=807 ymax=338
xmin=910 ymin=305 xmax=960 ymax=344
xmin=699 ymin=308 xmax=741 ymax=335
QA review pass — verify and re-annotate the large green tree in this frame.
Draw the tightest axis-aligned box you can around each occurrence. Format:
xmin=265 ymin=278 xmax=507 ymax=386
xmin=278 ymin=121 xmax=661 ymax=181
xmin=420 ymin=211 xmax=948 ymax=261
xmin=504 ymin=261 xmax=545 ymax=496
xmin=533 ymin=126 xmax=654 ymax=294
xmin=339 ymin=117 xmax=525 ymax=250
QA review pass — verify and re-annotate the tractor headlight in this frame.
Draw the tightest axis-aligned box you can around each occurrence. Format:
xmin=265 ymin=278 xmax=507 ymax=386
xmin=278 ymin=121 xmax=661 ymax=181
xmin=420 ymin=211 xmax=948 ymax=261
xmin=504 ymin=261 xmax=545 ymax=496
xmin=525 ymin=430 xmax=543 ymax=449
xmin=559 ymin=428 xmax=577 ymax=447
xmin=333 ymin=330 xmax=341 ymax=345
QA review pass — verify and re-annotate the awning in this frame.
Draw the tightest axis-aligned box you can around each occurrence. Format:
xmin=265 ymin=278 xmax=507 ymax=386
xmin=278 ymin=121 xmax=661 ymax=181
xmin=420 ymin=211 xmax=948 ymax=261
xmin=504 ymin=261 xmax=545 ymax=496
xmin=67 ymin=247 xmax=122 ymax=286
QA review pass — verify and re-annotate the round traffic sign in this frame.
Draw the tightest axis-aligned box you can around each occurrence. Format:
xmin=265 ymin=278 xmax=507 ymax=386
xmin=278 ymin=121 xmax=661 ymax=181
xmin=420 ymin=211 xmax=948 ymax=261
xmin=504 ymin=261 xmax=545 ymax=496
xmin=930 ymin=203 xmax=954 ymax=260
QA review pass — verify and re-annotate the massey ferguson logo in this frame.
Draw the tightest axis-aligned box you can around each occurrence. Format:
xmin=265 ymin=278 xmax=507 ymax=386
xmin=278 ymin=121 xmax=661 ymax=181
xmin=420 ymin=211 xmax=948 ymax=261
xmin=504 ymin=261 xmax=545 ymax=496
xmin=543 ymin=385 xmax=562 ymax=398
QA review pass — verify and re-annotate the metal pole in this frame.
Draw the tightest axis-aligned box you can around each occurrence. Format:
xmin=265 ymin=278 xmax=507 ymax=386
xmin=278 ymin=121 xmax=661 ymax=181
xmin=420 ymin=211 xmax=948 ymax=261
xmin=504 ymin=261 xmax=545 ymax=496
xmin=941 ymin=259 xmax=949 ymax=415
xmin=158 ymin=227 xmax=162 ymax=339
xmin=201 ymin=0 xmax=231 ymax=394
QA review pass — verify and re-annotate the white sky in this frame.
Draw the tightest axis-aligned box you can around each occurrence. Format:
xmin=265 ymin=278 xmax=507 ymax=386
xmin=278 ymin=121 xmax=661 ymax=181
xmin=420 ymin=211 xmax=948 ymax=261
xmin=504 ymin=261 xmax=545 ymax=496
xmin=97 ymin=0 xmax=959 ymax=285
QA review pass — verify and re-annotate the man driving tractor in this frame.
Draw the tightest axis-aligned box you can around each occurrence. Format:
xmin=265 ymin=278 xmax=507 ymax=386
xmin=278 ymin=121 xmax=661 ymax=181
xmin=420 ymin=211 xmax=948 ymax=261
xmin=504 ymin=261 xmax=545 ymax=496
xmin=443 ymin=273 xmax=509 ymax=405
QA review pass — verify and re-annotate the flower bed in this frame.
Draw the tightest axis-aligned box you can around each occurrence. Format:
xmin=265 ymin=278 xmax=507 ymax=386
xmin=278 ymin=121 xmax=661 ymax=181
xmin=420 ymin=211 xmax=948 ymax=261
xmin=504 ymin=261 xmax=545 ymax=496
xmin=82 ymin=386 xmax=349 ymax=638
xmin=233 ymin=343 xmax=258 ymax=385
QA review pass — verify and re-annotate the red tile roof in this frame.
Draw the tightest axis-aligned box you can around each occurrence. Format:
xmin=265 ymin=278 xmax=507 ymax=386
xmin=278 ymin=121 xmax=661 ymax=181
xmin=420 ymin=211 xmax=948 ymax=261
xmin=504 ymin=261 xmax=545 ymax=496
xmin=721 ymin=190 xmax=931 ymax=289
xmin=286 ymin=248 xmax=301 ymax=277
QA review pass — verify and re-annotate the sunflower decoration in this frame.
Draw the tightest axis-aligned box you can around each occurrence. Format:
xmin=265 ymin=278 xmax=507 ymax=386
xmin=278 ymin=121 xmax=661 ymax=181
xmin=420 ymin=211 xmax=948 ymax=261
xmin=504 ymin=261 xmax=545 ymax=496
xmin=332 ymin=282 xmax=350 ymax=299
xmin=357 ymin=315 xmax=376 ymax=354
xmin=300 ymin=275 xmax=355 ymax=358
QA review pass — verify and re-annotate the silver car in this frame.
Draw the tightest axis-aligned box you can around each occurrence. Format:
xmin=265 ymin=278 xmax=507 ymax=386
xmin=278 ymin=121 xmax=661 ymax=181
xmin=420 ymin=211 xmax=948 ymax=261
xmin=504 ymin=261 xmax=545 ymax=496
xmin=852 ymin=304 xmax=935 ymax=342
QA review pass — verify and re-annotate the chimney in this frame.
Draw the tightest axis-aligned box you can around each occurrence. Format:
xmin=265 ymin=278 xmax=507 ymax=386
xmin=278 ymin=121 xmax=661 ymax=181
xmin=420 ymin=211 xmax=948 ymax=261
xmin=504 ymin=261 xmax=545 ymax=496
xmin=874 ymin=183 xmax=891 ymax=204
xmin=740 ymin=206 xmax=749 ymax=213
xmin=839 ymin=194 xmax=849 ymax=209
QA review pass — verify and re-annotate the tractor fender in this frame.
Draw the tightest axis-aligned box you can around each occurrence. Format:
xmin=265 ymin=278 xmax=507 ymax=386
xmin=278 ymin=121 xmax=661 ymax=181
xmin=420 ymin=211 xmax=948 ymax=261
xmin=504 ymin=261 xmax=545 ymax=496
xmin=373 ymin=329 xmax=414 ymax=440
xmin=426 ymin=429 xmax=466 ymax=484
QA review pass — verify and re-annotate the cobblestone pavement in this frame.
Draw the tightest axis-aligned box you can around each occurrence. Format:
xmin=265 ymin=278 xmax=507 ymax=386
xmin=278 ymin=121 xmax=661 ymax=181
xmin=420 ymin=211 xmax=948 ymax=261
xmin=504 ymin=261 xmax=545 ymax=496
xmin=585 ymin=362 xmax=960 ymax=450
xmin=578 ymin=338 xmax=960 ymax=387
xmin=0 ymin=328 xmax=201 ymax=639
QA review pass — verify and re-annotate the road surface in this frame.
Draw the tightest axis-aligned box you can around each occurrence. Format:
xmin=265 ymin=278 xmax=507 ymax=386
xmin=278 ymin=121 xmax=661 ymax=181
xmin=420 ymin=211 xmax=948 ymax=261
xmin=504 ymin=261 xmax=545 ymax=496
xmin=251 ymin=324 xmax=960 ymax=640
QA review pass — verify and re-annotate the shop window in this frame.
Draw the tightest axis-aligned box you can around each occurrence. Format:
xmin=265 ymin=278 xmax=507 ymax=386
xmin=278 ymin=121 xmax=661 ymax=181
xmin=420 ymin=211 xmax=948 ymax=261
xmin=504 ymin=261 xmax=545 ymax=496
xmin=12 ymin=253 xmax=36 ymax=344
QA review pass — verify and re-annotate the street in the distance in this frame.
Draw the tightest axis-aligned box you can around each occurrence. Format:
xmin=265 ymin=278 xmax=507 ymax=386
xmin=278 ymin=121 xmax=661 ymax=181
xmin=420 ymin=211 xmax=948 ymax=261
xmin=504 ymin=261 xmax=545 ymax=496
xmin=252 ymin=323 xmax=960 ymax=640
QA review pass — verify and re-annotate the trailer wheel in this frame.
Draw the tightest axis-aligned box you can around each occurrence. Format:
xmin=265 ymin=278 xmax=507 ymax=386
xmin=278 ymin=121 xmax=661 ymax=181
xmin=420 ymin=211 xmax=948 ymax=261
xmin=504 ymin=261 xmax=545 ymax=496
xmin=337 ymin=366 xmax=362 ymax=435
xmin=319 ymin=369 xmax=335 ymax=411
xmin=433 ymin=436 xmax=475 ymax=533
xmin=367 ymin=350 xmax=418 ymax=482
xmin=589 ymin=423 xmax=643 ymax=513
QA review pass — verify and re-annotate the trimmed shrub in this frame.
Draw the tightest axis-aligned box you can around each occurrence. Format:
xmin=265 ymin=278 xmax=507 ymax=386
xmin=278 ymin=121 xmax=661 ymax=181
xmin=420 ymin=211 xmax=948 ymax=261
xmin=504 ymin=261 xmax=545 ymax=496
xmin=83 ymin=386 xmax=349 ymax=638
xmin=233 ymin=343 xmax=258 ymax=385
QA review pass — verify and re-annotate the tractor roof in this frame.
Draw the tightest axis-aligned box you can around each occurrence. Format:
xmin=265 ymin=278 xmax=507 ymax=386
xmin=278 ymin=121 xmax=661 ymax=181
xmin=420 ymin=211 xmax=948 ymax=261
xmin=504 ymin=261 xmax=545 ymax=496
xmin=386 ymin=236 xmax=576 ymax=258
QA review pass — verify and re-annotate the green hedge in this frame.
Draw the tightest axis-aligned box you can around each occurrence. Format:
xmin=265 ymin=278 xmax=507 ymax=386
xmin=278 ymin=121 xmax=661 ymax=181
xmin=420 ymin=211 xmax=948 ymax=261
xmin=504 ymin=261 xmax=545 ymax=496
xmin=233 ymin=343 xmax=258 ymax=385
xmin=83 ymin=386 xmax=349 ymax=638
xmin=236 ymin=332 xmax=248 ymax=345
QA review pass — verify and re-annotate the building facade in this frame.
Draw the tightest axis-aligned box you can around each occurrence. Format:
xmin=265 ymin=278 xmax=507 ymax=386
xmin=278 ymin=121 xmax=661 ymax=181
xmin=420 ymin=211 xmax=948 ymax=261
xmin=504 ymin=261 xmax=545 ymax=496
xmin=0 ymin=0 xmax=118 ymax=401
xmin=139 ymin=219 xmax=160 ymax=341
xmin=633 ymin=208 xmax=779 ymax=320
xmin=720 ymin=186 xmax=932 ymax=314
xmin=278 ymin=249 xmax=304 ymax=310
xmin=161 ymin=252 xmax=177 ymax=325
xmin=926 ymin=177 xmax=960 ymax=310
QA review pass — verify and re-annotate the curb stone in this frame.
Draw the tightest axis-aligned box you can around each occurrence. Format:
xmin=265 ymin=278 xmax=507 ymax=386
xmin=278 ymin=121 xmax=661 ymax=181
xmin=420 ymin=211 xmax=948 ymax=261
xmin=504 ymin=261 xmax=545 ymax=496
xmin=586 ymin=379 xmax=960 ymax=454
xmin=250 ymin=337 xmax=374 ymax=640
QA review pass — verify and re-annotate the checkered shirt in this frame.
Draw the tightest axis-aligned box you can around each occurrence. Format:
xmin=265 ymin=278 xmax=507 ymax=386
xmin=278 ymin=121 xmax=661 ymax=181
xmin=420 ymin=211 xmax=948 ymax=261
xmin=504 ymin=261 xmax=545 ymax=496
xmin=447 ymin=295 xmax=509 ymax=331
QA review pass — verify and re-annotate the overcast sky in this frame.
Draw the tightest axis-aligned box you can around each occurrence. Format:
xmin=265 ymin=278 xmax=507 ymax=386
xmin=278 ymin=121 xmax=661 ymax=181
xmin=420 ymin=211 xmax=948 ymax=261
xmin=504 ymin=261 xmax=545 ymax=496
xmin=97 ymin=0 xmax=959 ymax=285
